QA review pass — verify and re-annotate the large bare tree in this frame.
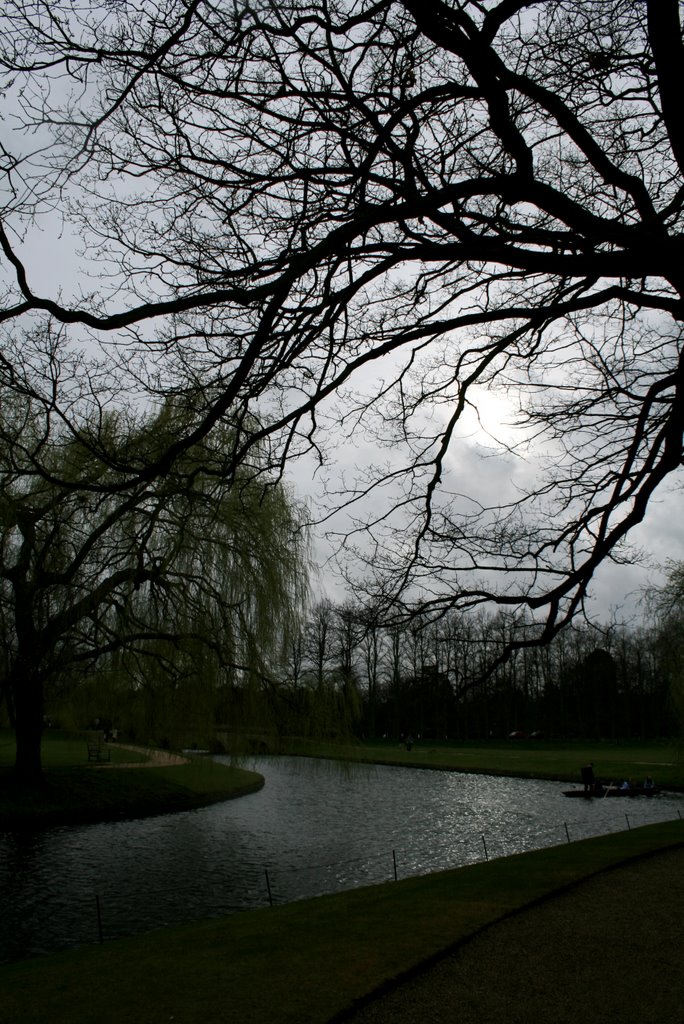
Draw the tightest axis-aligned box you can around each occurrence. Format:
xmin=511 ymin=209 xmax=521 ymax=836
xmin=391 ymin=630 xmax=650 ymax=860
xmin=1 ymin=0 xmax=683 ymax=665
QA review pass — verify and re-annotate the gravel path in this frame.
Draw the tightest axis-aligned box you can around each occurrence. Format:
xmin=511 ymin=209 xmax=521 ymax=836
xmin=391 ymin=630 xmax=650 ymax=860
xmin=96 ymin=742 xmax=190 ymax=767
xmin=340 ymin=846 xmax=684 ymax=1024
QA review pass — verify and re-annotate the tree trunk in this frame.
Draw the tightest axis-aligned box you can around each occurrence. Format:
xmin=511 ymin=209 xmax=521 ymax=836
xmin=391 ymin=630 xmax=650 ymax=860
xmin=0 ymin=678 xmax=16 ymax=727
xmin=12 ymin=668 xmax=45 ymax=785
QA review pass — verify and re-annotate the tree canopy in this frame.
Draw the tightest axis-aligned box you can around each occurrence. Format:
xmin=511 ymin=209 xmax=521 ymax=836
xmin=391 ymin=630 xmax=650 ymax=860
xmin=1 ymin=0 xmax=683 ymax=664
xmin=0 ymin=383 xmax=309 ymax=780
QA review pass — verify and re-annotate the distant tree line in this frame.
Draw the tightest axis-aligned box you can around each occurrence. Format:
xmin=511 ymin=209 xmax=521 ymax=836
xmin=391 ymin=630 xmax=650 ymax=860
xmin=276 ymin=579 xmax=684 ymax=742
xmin=4 ymin=522 xmax=682 ymax=754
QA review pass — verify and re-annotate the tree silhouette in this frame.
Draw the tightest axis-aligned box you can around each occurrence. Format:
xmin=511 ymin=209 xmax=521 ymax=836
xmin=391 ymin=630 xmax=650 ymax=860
xmin=1 ymin=0 xmax=682 ymax=665
xmin=0 ymin=383 xmax=308 ymax=781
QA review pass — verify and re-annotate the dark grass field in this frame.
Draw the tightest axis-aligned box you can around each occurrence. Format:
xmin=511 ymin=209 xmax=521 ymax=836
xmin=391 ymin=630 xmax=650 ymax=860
xmin=0 ymin=730 xmax=263 ymax=828
xmin=284 ymin=735 xmax=684 ymax=789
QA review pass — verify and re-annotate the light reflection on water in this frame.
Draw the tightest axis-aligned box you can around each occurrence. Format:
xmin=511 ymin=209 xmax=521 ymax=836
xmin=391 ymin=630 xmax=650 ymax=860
xmin=1 ymin=755 xmax=682 ymax=963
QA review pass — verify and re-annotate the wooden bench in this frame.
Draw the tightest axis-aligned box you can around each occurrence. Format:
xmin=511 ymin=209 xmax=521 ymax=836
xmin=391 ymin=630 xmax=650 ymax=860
xmin=87 ymin=741 xmax=111 ymax=763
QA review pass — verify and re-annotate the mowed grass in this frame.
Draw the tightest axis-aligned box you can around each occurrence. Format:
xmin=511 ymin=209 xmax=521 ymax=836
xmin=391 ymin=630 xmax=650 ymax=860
xmin=0 ymin=819 xmax=682 ymax=1024
xmin=284 ymin=736 xmax=684 ymax=789
xmin=0 ymin=730 xmax=263 ymax=829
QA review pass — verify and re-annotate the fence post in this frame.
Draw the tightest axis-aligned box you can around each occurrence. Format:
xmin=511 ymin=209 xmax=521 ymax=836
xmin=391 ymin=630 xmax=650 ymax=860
xmin=392 ymin=849 xmax=398 ymax=882
xmin=481 ymin=835 xmax=489 ymax=861
xmin=95 ymin=895 xmax=104 ymax=945
xmin=264 ymin=869 xmax=273 ymax=907
xmin=564 ymin=822 xmax=571 ymax=844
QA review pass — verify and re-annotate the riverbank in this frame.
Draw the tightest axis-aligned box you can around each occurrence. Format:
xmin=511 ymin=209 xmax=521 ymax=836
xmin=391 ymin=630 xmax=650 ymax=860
xmin=283 ymin=736 xmax=684 ymax=790
xmin=1 ymin=731 xmax=681 ymax=829
xmin=0 ymin=819 xmax=682 ymax=1024
xmin=0 ymin=732 xmax=264 ymax=830
xmin=336 ymin=842 xmax=684 ymax=1024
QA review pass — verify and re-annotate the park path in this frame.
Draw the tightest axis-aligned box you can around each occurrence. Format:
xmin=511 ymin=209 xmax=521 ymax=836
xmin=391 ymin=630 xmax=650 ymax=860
xmin=338 ymin=845 xmax=684 ymax=1024
xmin=97 ymin=742 xmax=190 ymax=768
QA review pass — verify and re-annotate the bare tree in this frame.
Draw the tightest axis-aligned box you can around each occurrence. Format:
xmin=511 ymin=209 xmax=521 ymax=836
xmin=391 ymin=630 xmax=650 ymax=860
xmin=1 ymin=0 xmax=683 ymax=668
xmin=644 ymin=560 xmax=684 ymax=729
xmin=305 ymin=599 xmax=336 ymax=694
xmin=356 ymin=598 xmax=384 ymax=736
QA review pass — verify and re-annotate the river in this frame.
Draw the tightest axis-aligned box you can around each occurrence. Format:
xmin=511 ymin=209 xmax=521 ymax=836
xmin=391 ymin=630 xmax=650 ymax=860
xmin=1 ymin=756 xmax=682 ymax=964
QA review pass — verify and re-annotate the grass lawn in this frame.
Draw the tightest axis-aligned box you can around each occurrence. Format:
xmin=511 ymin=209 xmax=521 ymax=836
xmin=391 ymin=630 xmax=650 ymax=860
xmin=0 ymin=819 xmax=682 ymax=1024
xmin=0 ymin=730 xmax=263 ymax=829
xmin=283 ymin=736 xmax=684 ymax=789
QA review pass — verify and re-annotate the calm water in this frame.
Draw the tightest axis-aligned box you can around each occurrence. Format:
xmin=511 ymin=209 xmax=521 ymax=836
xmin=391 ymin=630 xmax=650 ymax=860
xmin=1 ymin=756 xmax=682 ymax=963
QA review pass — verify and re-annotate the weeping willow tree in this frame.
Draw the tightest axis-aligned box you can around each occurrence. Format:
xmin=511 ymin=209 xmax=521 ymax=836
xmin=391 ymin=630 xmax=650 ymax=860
xmin=646 ymin=563 xmax=684 ymax=737
xmin=101 ymin=431 xmax=311 ymax=751
xmin=0 ymin=386 xmax=309 ymax=782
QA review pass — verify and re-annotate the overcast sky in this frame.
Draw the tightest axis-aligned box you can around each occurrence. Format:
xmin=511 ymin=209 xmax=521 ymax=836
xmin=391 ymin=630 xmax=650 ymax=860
xmin=3 ymin=208 xmax=682 ymax=628
xmin=2 ymin=22 xmax=683 ymax=633
xmin=293 ymin=363 xmax=684 ymax=624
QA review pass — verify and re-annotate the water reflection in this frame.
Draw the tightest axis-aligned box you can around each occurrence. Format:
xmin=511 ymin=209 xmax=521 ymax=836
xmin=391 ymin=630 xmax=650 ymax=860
xmin=1 ymin=756 xmax=682 ymax=963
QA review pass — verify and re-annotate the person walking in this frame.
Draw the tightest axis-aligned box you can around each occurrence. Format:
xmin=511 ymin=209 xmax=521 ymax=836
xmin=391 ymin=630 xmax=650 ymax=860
xmin=581 ymin=761 xmax=595 ymax=792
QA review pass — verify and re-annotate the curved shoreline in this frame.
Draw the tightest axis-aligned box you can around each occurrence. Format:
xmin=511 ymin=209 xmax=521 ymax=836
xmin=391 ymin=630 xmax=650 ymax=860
xmin=287 ymin=749 xmax=684 ymax=792
xmin=0 ymin=749 xmax=265 ymax=832
xmin=93 ymin=742 xmax=192 ymax=767
xmin=3 ymin=740 xmax=681 ymax=833
xmin=335 ymin=843 xmax=684 ymax=1024
xmin=0 ymin=821 xmax=682 ymax=1024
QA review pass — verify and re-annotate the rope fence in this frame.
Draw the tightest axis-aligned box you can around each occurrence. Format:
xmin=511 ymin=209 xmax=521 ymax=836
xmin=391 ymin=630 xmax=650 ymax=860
xmin=3 ymin=805 xmax=680 ymax=962
xmin=89 ymin=806 xmax=682 ymax=942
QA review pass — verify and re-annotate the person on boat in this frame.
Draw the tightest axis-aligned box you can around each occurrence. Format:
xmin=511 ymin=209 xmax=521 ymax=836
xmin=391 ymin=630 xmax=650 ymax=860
xmin=643 ymin=776 xmax=655 ymax=789
xmin=620 ymin=779 xmax=631 ymax=790
xmin=581 ymin=762 xmax=595 ymax=792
